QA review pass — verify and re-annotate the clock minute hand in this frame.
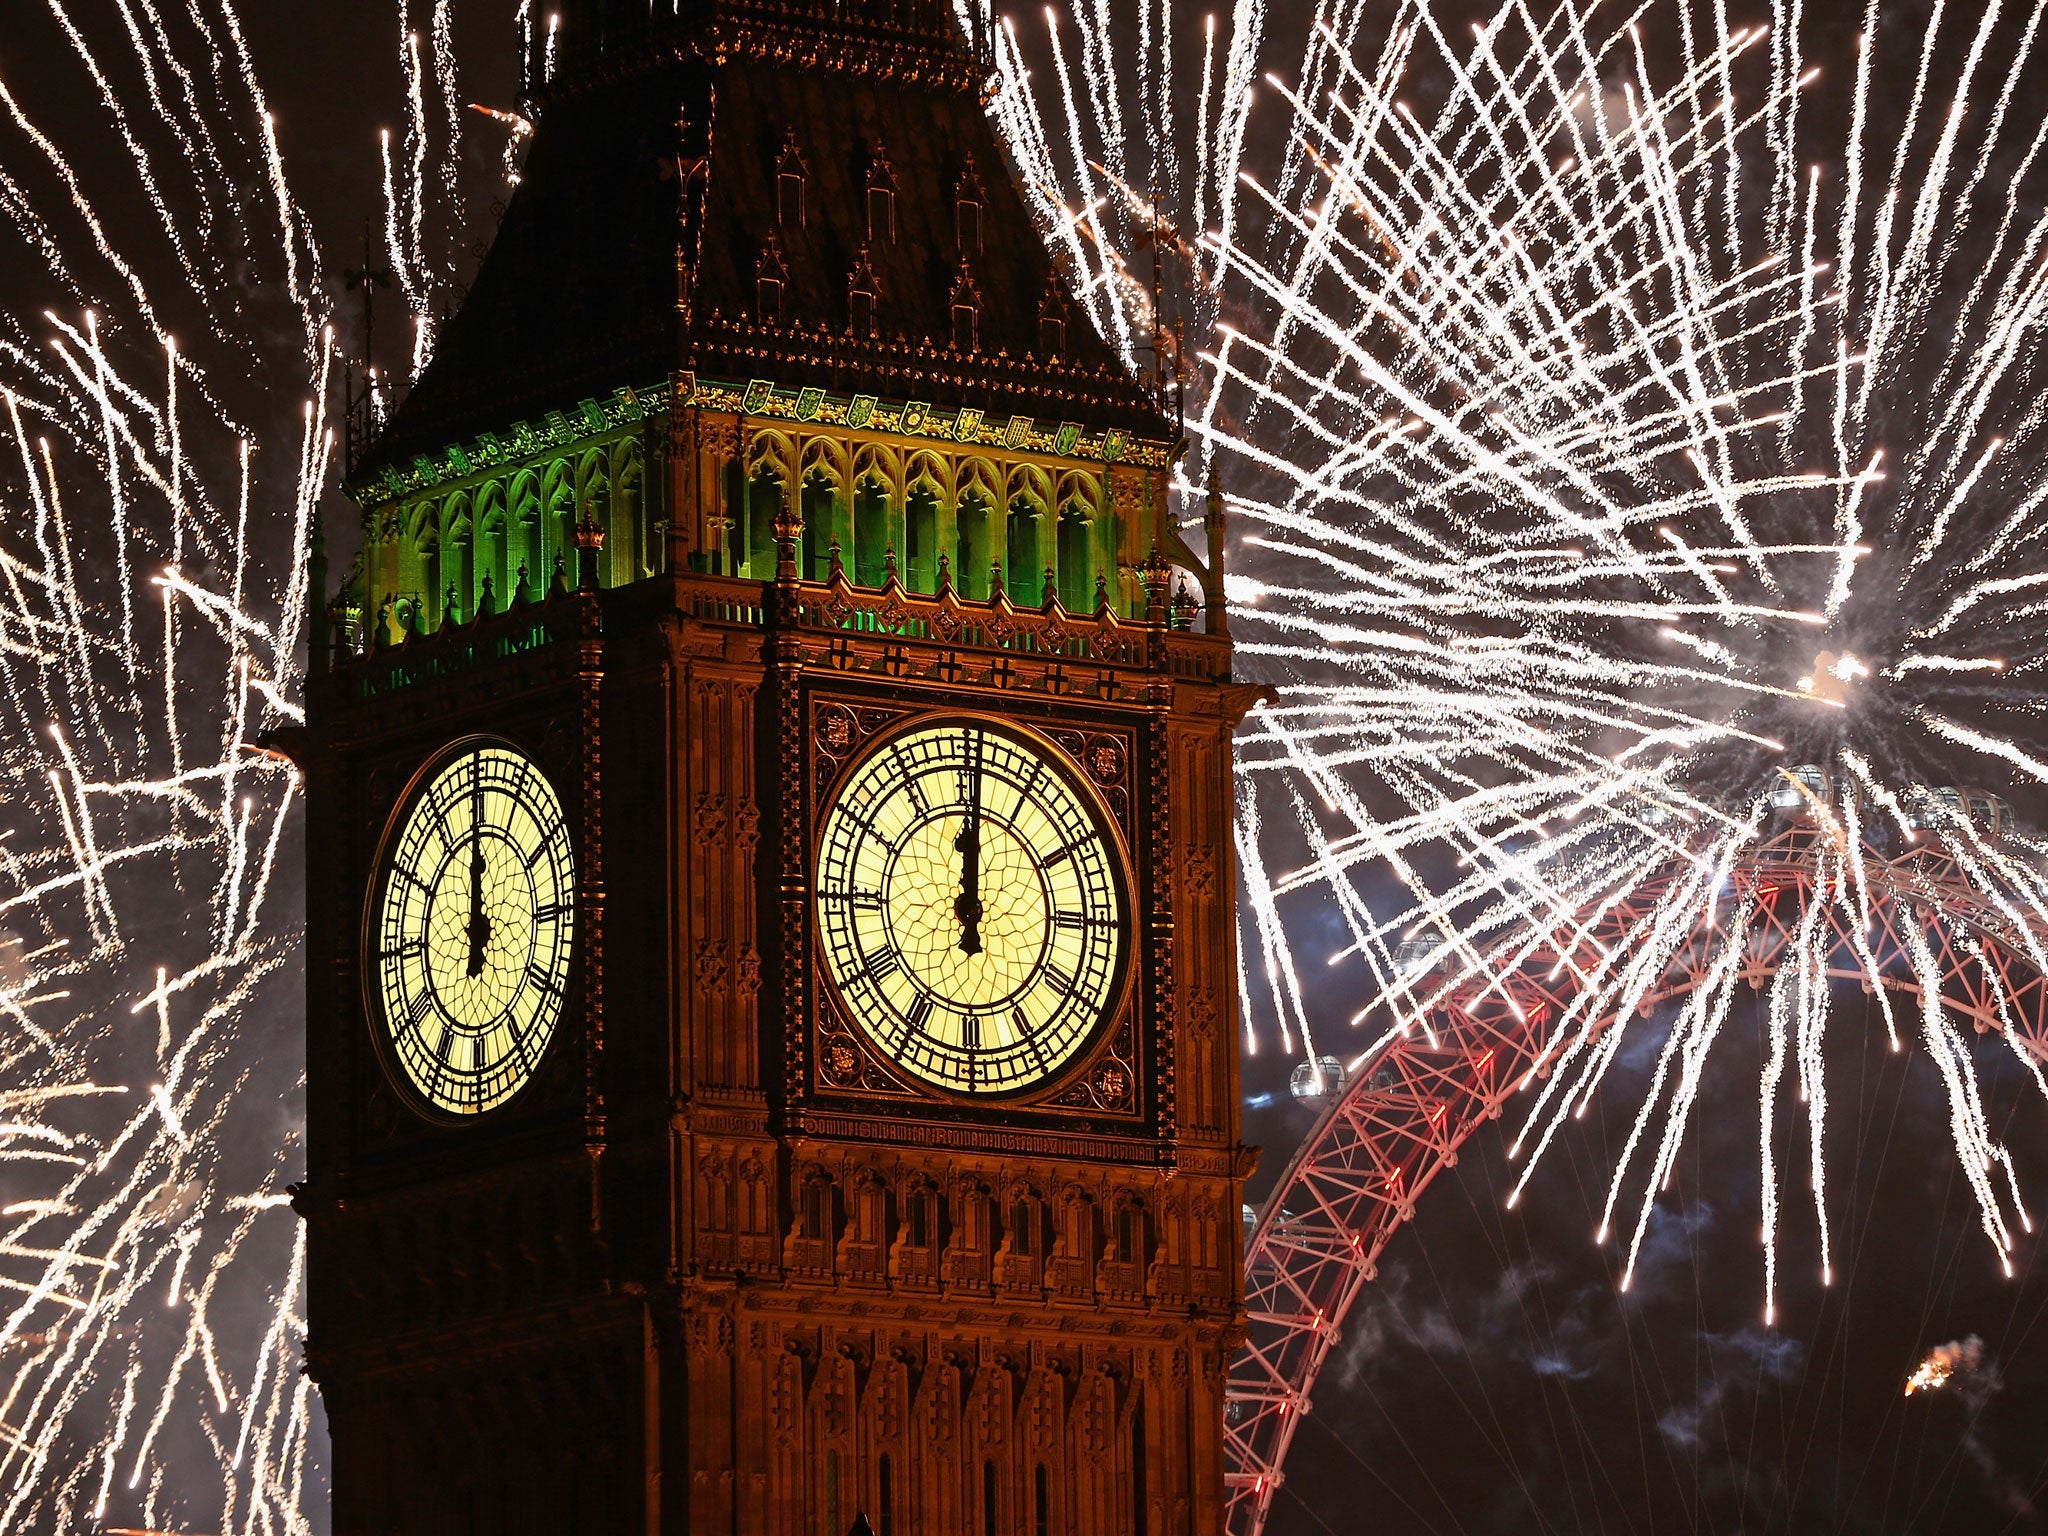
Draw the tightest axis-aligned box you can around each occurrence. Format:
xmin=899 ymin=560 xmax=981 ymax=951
xmin=954 ymin=732 xmax=983 ymax=955
xmin=466 ymin=760 xmax=490 ymax=977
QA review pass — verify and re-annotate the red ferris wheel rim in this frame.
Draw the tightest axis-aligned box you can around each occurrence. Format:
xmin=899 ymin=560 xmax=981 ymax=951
xmin=1223 ymin=826 xmax=2048 ymax=1535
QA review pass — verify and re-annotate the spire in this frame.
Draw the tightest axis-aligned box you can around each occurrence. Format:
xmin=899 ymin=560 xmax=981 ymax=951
xmin=548 ymin=0 xmax=992 ymax=88
xmin=360 ymin=0 xmax=1165 ymax=480
xmin=1204 ymin=461 xmax=1230 ymax=637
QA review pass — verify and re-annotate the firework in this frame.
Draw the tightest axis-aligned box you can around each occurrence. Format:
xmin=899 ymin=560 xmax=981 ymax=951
xmin=1208 ymin=0 xmax=2048 ymax=1294
xmin=1904 ymin=1335 xmax=1986 ymax=1397
xmin=1180 ymin=0 xmax=2048 ymax=1526
xmin=0 ymin=0 xmax=505 ymax=1523
xmin=7 ymin=0 xmax=2044 ymax=1529
xmin=0 ymin=13 xmax=319 ymax=1523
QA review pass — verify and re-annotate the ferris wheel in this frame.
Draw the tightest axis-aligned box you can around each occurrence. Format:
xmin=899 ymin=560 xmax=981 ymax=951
xmin=1222 ymin=801 xmax=2048 ymax=1536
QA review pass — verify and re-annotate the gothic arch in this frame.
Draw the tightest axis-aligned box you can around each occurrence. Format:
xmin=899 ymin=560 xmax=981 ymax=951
xmin=746 ymin=428 xmax=799 ymax=485
xmin=541 ymin=460 xmax=577 ymax=588
xmin=473 ymin=480 xmax=508 ymax=612
xmin=441 ymin=490 xmax=475 ymax=621
xmin=1006 ymin=462 xmax=1053 ymax=514
xmin=905 ymin=448 xmax=953 ymax=503
xmin=799 ymin=437 xmax=851 ymax=581
xmin=608 ymin=437 xmax=647 ymax=580
xmin=575 ymin=446 xmax=609 ymax=507
xmin=957 ymin=455 xmax=1000 ymax=511
xmin=507 ymin=469 xmax=543 ymax=594
xmin=799 ymin=433 xmax=850 ymax=490
xmin=850 ymin=440 xmax=902 ymax=500
xmin=404 ymin=497 xmax=438 ymax=546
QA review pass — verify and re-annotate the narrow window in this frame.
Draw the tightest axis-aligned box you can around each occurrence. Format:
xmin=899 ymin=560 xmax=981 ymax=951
xmin=906 ymin=486 xmax=939 ymax=593
xmin=951 ymin=262 xmax=981 ymax=351
xmin=757 ymin=238 xmax=788 ymax=324
xmin=800 ymin=471 xmax=835 ymax=583
xmin=825 ymin=1450 xmax=840 ymax=1536
xmin=1116 ymin=1206 xmax=1135 ymax=1264
xmin=718 ymin=462 xmax=744 ymax=576
xmin=878 ymin=1454 xmax=894 ymax=1536
xmin=867 ymin=146 xmax=896 ymax=245
xmin=849 ymin=248 xmax=879 ymax=338
xmin=1034 ymin=1464 xmax=1049 ymax=1536
xmin=746 ymin=470 xmax=782 ymax=579
xmin=1056 ymin=510 xmax=1091 ymax=611
xmin=854 ymin=480 xmax=889 ymax=589
xmin=777 ymin=133 xmax=807 ymax=229
xmin=802 ymin=1179 xmax=828 ymax=1241
xmin=956 ymin=493 xmax=991 ymax=601
xmin=421 ymin=541 xmax=442 ymax=630
xmin=984 ymin=1462 xmax=999 ymax=1536
xmin=1005 ymin=503 xmax=1041 ymax=604
xmin=907 ymin=1190 xmax=929 ymax=1248
xmin=957 ymin=157 xmax=985 ymax=252
xmin=1131 ymin=1401 xmax=1146 ymax=1535
xmin=1039 ymin=288 xmax=1066 ymax=355
xmin=1012 ymin=1200 xmax=1033 ymax=1257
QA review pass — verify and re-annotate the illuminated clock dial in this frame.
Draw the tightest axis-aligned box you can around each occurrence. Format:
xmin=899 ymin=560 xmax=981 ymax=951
xmin=369 ymin=742 xmax=574 ymax=1115
xmin=814 ymin=719 xmax=1128 ymax=1094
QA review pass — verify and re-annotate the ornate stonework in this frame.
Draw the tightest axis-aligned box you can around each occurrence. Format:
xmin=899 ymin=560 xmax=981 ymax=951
xmin=297 ymin=0 xmax=1250 ymax=1531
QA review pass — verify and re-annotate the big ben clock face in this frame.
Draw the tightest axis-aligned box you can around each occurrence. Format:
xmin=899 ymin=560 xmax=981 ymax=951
xmin=368 ymin=741 xmax=574 ymax=1116
xmin=814 ymin=717 xmax=1129 ymax=1095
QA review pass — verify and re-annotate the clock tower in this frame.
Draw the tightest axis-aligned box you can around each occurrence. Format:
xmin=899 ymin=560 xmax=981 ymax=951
xmin=293 ymin=3 xmax=1255 ymax=1532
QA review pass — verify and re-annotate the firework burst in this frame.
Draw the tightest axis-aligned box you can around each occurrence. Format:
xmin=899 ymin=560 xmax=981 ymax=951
xmin=0 ymin=44 xmax=320 ymax=1536
xmin=7 ymin=0 xmax=2046 ymax=1527
xmin=1107 ymin=1 xmax=2048 ymax=1524
xmin=0 ymin=0 xmax=473 ymax=1525
xmin=1204 ymin=0 xmax=2048 ymax=1289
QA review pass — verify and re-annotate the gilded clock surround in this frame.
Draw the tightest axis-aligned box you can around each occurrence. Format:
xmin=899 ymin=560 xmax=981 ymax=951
xmin=366 ymin=739 xmax=575 ymax=1118
xmin=812 ymin=712 xmax=1134 ymax=1103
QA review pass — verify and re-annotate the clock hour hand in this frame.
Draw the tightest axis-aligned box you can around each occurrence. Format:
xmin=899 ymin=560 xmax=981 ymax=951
xmin=466 ymin=757 xmax=490 ymax=977
xmin=954 ymin=729 xmax=983 ymax=955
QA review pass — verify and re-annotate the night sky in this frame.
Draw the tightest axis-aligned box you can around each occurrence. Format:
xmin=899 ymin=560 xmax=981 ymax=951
xmin=3 ymin=2 xmax=2046 ymax=1531
xmin=1244 ymin=990 xmax=2048 ymax=1534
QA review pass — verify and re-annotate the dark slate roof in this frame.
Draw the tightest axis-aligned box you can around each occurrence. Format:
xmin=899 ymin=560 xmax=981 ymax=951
xmin=364 ymin=0 xmax=1169 ymax=476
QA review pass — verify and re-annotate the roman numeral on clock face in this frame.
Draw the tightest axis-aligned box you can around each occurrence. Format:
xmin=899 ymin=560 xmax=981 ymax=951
xmin=1053 ymin=910 xmax=1110 ymax=931
xmin=821 ymin=886 xmax=882 ymax=909
xmin=852 ymin=946 xmax=904 ymax=987
xmin=1015 ymin=1009 xmax=1049 ymax=1074
xmin=1043 ymin=837 xmax=1089 ymax=869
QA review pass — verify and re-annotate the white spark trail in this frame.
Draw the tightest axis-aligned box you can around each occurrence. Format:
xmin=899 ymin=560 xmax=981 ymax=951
xmin=1101 ymin=0 xmax=2048 ymax=1313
